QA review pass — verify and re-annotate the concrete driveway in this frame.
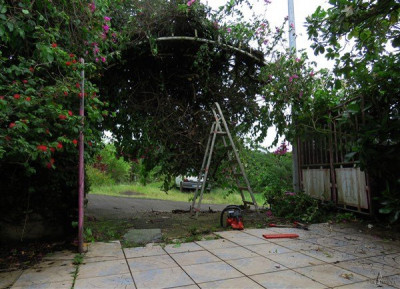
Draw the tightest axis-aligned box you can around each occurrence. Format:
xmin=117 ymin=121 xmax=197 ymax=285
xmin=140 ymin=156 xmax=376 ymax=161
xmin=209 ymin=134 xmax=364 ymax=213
xmin=86 ymin=194 xmax=228 ymax=219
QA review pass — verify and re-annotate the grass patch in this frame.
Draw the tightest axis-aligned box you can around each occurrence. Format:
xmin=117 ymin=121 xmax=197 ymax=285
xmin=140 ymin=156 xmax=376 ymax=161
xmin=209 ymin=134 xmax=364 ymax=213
xmin=89 ymin=182 xmax=265 ymax=205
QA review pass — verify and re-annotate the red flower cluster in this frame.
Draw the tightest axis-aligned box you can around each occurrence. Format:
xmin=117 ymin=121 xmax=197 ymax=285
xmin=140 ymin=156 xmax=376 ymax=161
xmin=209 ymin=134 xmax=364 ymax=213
xmin=59 ymin=114 xmax=67 ymax=120
xmin=57 ymin=142 xmax=63 ymax=149
xmin=37 ymin=145 xmax=48 ymax=152
xmin=51 ymin=43 xmax=57 ymax=48
xmin=68 ymin=110 xmax=73 ymax=116
xmin=66 ymin=61 xmax=72 ymax=66
xmin=14 ymin=94 xmax=20 ymax=99
xmin=72 ymin=139 xmax=78 ymax=145
xmin=9 ymin=122 xmax=16 ymax=128
xmin=26 ymin=97 xmax=31 ymax=101
xmin=64 ymin=91 xmax=68 ymax=96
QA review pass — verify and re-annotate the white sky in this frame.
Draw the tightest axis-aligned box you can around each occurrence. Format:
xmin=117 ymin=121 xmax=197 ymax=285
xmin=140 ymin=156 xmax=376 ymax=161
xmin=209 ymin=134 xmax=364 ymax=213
xmin=205 ymin=0 xmax=333 ymax=150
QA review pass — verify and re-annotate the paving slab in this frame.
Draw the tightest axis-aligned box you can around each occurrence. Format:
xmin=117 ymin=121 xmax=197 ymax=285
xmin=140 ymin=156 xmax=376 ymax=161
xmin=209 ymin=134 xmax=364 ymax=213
xmin=77 ymin=259 xmax=130 ymax=279
xmin=124 ymin=228 xmax=162 ymax=245
xmin=278 ymin=239 xmax=321 ymax=251
xmin=242 ymin=228 xmax=279 ymax=237
xmin=335 ymin=258 xmax=400 ymax=279
xmin=182 ymin=261 xmax=243 ymax=283
xmin=132 ymin=267 xmax=194 ymax=289
xmin=266 ymin=251 xmax=325 ymax=269
xmin=85 ymin=241 xmax=125 ymax=262
xmin=367 ymin=253 xmax=400 ymax=268
xmin=164 ymin=242 xmax=203 ymax=254
xmin=335 ymin=244 xmax=386 ymax=257
xmin=210 ymin=246 xmax=259 ymax=260
xmin=214 ymin=231 xmax=249 ymax=239
xmin=306 ymin=236 xmax=352 ymax=247
xmin=333 ymin=280 xmax=397 ymax=288
xmin=42 ymin=250 xmax=76 ymax=261
xmin=301 ymin=247 xmax=356 ymax=263
xmin=11 ymin=260 xmax=75 ymax=287
xmin=195 ymin=239 xmax=239 ymax=250
xmin=127 ymin=254 xmax=177 ymax=272
xmin=226 ymin=256 xmax=287 ymax=275
xmin=0 ymin=271 xmax=22 ymax=289
xmin=11 ymin=280 xmax=73 ymax=289
xmin=170 ymin=250 xmax=220 ymax=266
xmin=226 ymin=235 xmax=269 ymax=246
xmin=74 ymin=274 xmax=136 ymax=289
xmin=294 ymin=263 xmax=367 ymax=287
xmin=124 ymin=244 xmax=166 ymax=258
xmin=250 ymin=269 xmax=326 ymax=289
xmin=244 ymin=242 xmax=294 ymax=256
xmin=198 ymin=276 xmax=264 ymax=289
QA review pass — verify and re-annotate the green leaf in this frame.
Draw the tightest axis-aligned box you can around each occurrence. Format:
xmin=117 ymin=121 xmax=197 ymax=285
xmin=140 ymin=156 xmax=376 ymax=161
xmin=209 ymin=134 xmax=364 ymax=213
xmin=7 ymin=22 xmax=14 ymax=32
xmin=22 ymin=9 xmax=29 ymax=15
xmin=379 ymin=207 xmax=392 ymax=214
xmin=0 ymin=5 xmax=7 ymax=14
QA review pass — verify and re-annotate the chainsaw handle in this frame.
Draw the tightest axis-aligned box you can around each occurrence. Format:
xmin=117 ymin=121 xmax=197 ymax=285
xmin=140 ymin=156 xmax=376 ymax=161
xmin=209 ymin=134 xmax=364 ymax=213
xmin=220 ymin=205 xmax=242 ymax=228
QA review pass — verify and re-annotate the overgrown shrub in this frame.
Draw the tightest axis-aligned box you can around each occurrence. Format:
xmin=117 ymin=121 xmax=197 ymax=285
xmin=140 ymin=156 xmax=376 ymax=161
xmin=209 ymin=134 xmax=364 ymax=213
xmin=265 ymin=190 xmax=335 ymax=223
xmin=86 ymin=165 xmax=115 ymax=186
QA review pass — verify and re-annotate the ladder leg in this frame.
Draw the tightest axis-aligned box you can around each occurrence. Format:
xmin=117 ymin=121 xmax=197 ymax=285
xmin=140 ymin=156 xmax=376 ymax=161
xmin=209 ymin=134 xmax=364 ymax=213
xmin=195 ymin=128 xmax=218 ymax=218
xmin=191 ymin=122 xmax=216 ymax=214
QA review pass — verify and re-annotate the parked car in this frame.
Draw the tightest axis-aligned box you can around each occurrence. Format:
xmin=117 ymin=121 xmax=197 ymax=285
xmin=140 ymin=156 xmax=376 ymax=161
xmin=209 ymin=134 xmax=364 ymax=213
xmin=175 ymin=175 xmax=211 ymax=192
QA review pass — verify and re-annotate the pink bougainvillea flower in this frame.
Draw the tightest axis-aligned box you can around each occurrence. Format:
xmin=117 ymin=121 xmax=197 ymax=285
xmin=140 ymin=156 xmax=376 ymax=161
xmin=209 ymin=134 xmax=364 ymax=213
xmin=266 ymin=210 xmax=273 ymax=217
xmin=93 ymin=47 xmax=100 ymax=55
xmin=88 ymin=2 xmax=96 ymax=13
xmin=264 ymin=0 xmax=271 ymax=4
xmin=51 ymin=43 xmax=57 ymax=48
xmin=102 ymin=25 xmax=109 ymax=33
xmin=22 ymin=80 xmax=28 ymax=84
xmin=187 ymin=0 xmax=195 ymax=6
xmin=14 ymin=94 xmax=20 ymax=99
xmin=100 ymin=32 xmax=107 ymax=40
xmin=68 ymin=110 xmax=73 ymax=116
xmin=95 ymin=58 xmax=99 ymax=62
xmin=263 ymin=39 xmax=269 ymax=45
xmin=104 ymin=16 xmax=111 ymax=22
xmin=59 ymin=114 xmax=67 ymax=120
xmin=310 ymin=71 xmax=315 ymax=77
xmin=226 ymin=27 xmax=232 ymax=33
xmin=9 ymin=122 xmax=16 ymax=128
xmin=275 ymin=27 xmax=280 ymax=33
xmin=37 ymin=145 xmax=48 ymax=152
xmin=290 ymin=23 xmax=295 ymax=29
xmin=72 ymin=139 xmax=78 ymax=145
xmin=76 ymin=82 xmax=80 ymax=88
xmin=64 ymin=91 xmax=68 ymax=96
xmin=101 ymin=57 xmax=106 ymax=62
xmin=57 ymin=142 xmax=63 ymax=149
xmin=295 ymin=58 xmax=300 ymax=62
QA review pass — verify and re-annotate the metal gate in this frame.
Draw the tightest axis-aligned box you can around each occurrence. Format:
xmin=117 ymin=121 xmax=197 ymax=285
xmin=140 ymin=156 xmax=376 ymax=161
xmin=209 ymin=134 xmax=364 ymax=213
xmin=296 ymin=97 xmax=372 ymax=214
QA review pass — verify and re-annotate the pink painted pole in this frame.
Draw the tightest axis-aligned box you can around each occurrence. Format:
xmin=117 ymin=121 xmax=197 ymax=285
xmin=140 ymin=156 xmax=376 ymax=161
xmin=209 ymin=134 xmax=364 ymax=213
xmin=78 ymin=59 xmax=85 ymax=253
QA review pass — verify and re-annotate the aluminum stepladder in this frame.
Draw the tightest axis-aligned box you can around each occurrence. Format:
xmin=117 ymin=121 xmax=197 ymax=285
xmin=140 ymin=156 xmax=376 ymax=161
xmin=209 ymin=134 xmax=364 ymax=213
xmin=191 ymin=102 xmax=259 ymax=217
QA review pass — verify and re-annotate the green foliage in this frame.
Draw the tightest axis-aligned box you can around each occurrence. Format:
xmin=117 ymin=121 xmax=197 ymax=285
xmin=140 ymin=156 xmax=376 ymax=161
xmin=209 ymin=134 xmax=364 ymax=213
xmin=86 ymin=165 xmax=115 ymax=186
xmin=0 ymin=0 xmax=124 ymax=238
xmin=242 ymin=148 xmax=293 ymax=197
xmin=307 ymin=0 xmax=400 ymax=222
xmin=265 ymin=191 xmax=334 ymax=223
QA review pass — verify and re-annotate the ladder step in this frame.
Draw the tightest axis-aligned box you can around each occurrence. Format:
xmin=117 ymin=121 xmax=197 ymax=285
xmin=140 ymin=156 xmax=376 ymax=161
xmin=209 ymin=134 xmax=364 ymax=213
xmin=211 ymin=131 xmax=227 ymax=135
xmin=224 ymin=145 xmax=233 ymax=150
xmin=243 ymin=201 xmax=255 ymax=205
xmin=238 ymin=186 xmax=249 ymax=191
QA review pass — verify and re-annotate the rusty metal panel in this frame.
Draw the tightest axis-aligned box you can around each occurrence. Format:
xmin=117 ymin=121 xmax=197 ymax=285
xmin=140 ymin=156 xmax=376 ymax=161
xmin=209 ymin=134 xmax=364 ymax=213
xmin=336 ymin=168 xmax=368 ymax=209
xmin=302 ymin=169 xmax=331 ymax=201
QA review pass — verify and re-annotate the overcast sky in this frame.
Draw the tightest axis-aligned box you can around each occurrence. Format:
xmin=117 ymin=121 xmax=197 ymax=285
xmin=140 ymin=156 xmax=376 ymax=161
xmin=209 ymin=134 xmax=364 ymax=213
xmin=205 ymin=0 xmax=333 ymax=149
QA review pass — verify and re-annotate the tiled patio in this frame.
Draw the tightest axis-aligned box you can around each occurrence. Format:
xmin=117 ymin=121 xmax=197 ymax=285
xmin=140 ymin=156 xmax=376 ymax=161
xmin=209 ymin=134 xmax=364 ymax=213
xmin=3 ymin=223 xmax=400 ymax=289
